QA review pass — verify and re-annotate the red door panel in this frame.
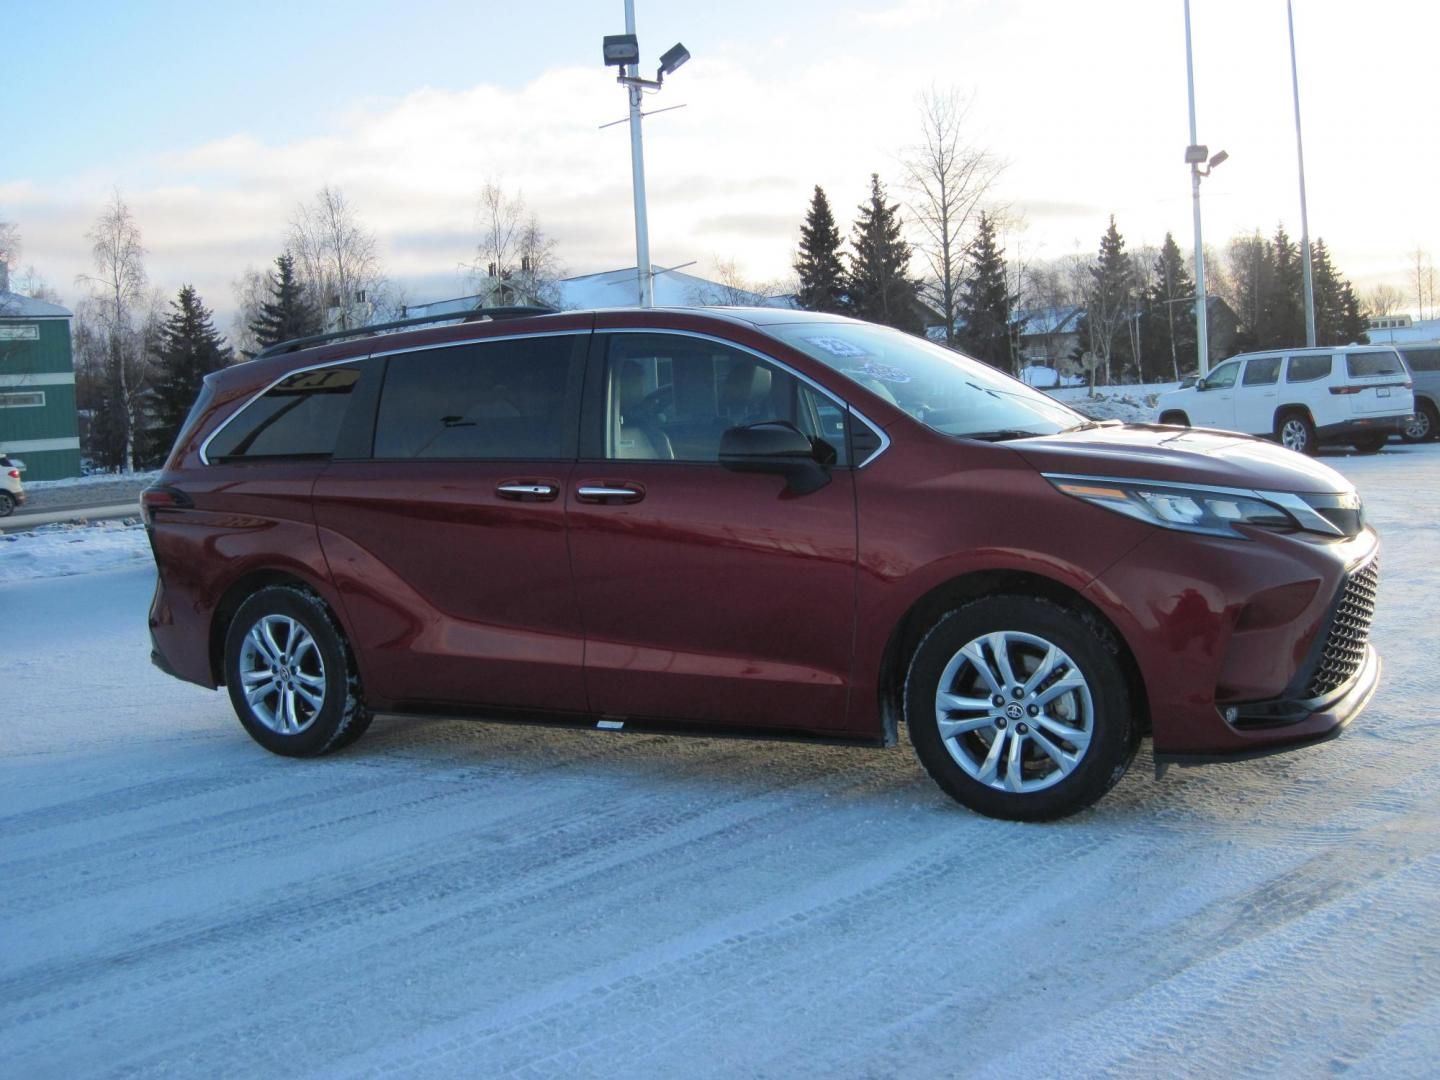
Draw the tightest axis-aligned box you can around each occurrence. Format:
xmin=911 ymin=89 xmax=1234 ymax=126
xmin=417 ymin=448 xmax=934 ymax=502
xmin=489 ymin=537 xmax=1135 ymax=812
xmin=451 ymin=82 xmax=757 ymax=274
xmin=568 ymin=464 xmax=858 ymax=733
xmin=312 ymin=460 xmax=587 ymax=712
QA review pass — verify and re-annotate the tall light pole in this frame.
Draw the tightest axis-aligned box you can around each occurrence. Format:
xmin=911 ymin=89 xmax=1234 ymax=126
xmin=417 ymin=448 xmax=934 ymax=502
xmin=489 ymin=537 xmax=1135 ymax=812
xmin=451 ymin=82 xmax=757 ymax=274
xmin=1288 ymin=0 xmax=1317 ymax=346
xmin=602 ymin=5 xmax=689 ymax=308
xmin=1183 ymin=0 xmax=1210 ymax=376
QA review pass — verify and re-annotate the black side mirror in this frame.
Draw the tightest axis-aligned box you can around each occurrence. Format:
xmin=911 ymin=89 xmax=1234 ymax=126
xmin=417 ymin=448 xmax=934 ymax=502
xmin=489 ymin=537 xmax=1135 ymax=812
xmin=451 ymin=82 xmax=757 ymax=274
xmin=1194 ymin=377 xmax=1208 ymax=391
xmin=719 ymin=421 xmax=831 ymax=495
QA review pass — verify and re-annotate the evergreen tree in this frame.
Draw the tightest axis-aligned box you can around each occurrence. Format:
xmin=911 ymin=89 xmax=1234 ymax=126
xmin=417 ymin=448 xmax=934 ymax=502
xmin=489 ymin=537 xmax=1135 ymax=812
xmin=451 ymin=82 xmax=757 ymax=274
xmin=149 ymin=286 xmax=230 ymax=463
xmin=249 ymin=252 xmax=320 ymax=353
xmin=1271 ymin=226 xmax=1305 ymax=346
xmin=1139 ymin=233 xmax=1196 ymax=381
xmin=955 ymin=211 xmax=1014 ymax=371
xmin=1310 ymin=239 xmax=1369 ymax=346
xmin=793 ymin=186 xmax=847 ymax=313
xmin=847 ymin=174 xmax=920 ymax=333
xmin=1086 ymin=216 xmax=1135 ymax=384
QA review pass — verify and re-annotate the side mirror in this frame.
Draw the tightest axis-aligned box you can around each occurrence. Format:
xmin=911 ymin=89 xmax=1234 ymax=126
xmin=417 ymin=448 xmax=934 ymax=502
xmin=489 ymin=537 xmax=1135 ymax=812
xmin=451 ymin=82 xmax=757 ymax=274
xmin=1194 ymin=377 xmax=1209 ymax=391
xmin=719 ymin=421 xmax=831 ymax=495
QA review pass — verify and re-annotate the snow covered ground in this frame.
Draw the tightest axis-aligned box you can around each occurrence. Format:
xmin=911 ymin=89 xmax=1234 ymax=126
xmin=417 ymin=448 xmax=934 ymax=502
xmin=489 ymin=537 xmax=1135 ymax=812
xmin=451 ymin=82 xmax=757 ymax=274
xmin=0 ymin=519 xmax=149 ymax=582
xmin=2 ymin=444 xmax=1438 ymax=1078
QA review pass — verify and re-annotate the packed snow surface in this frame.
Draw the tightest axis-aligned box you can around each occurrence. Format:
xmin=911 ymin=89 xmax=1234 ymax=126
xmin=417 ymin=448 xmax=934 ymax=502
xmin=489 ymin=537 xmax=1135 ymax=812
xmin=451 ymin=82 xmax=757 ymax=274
xmin=0 ymin=519 xmax=149 ymax=583
xmin=2 ymin=443 xmax=1438 ymax=1077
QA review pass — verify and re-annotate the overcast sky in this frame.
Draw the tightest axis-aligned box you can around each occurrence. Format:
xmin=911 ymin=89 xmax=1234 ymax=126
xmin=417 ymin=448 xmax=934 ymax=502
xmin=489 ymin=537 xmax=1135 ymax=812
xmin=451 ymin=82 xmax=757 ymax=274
xmin=4 ymin=0 xmax=1436 ymax=326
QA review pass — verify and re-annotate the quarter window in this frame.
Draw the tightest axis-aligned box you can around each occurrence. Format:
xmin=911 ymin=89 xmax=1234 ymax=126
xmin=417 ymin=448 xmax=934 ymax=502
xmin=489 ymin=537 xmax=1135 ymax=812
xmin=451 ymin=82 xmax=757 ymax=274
xmin=373 ymin=336 xmax=579 ymax=460
xmin=1242 ymin=357 xmax=1281 ymax=386
xmin=207 ymin=365 xmax=361 ymax=460
xmin=603 ymin=334 xmax=847 ymax=465
xmin=1286 ymin=355 xmax=1332 ymax=382
xmin=1346 ymin=351 xmax=1402 ymax=377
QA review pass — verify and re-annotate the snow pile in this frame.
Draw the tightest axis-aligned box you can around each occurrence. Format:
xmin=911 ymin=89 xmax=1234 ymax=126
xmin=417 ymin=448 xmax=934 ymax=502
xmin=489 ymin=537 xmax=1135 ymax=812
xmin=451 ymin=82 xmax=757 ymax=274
xmin=22 ymin=469 xmax=160 ymax=491
xmin=0 ymin=518 xmax=151 ymax=583
xmin=1046 ymin=382 xmax=1180 ymax=424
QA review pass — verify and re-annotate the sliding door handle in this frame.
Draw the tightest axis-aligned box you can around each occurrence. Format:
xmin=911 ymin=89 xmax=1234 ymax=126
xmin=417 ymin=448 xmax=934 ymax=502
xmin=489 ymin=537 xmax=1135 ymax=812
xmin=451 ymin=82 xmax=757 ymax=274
xmin=496 ymin=482 xmax=559 ymax=501
xmin=576 ymin=483 xmax=645 ymax=504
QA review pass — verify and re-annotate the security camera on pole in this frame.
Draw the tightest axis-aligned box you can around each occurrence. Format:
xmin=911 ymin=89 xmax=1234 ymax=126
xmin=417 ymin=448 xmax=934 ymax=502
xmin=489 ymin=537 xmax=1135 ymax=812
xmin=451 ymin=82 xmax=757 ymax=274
xmin=602 ymin=4 xmax=690 ymax=308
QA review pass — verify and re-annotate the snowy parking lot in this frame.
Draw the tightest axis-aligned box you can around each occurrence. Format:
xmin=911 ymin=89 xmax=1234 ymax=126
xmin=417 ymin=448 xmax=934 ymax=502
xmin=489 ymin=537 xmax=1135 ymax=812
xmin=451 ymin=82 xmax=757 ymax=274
xmin=3 ymin=443 xmax=1438 ymax=1078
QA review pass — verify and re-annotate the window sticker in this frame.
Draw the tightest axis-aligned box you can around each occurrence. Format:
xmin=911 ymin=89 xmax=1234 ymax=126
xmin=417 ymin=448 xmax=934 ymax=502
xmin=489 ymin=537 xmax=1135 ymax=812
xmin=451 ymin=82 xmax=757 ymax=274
xmin=861 ymin=360 xmax=912 ymax=384
xmin=803 ymin=335 xmax=869 ymax=359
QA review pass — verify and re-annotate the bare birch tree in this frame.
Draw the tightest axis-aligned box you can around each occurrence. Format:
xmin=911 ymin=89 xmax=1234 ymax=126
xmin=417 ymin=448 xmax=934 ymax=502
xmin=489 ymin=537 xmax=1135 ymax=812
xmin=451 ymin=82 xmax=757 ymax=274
xmin=468 ymin=181 xmax=564 ymax=308
xmin=1410 ymin=248 xmax=1437 ymax=320
xmin=75 ymin=192 xmax=150 ymax=472
xmin=901 ymin=86 xmax=1003 ymax=347
xmin=1366 ymin=283 xmax=1407 ymax=318
xmin=288 ymin=186 xmax=385 ymax=332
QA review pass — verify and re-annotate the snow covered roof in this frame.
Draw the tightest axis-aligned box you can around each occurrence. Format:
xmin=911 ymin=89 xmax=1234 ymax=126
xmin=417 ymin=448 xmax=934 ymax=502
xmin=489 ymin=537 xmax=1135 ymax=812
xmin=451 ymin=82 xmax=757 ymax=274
xmin=0 ymin=290 xmax=71 ymax=319
xmin=403 ymin=266 xmax=795 ymax=319
xmin=1015 ymin=306 xmax=1083 ymax=336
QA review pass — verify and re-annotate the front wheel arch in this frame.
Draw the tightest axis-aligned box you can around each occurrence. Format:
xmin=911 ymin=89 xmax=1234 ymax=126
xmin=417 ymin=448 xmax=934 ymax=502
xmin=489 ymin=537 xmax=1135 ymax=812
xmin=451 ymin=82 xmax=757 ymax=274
xmin=1158 ymin=410 xmax=1190 ymax=426
xmin=875 ymin=570 xmax=1150 ymax=747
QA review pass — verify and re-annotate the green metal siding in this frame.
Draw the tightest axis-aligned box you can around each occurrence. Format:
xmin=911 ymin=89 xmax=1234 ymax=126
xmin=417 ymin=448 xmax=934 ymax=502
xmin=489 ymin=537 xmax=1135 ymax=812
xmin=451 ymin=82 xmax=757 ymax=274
xmin=1 ymin=318 xmax=74 ymax=376
xmin=12 ymin=447 xmax=82 ymax=482
xmin=1 ymin=314 xmax=82 ymax=480
xmin=0 ymin=383 xmax=78 ymax=440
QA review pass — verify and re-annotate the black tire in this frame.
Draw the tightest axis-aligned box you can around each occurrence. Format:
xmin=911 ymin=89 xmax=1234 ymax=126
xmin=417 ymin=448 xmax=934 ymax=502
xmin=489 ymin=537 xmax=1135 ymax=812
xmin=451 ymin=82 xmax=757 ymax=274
xmin=223 ymin=585 xmax=372 ymax=757
xmin=0 ymin=491 xmax=13 ymax=517
xmin=1350 ymin=433 xmax=1388 ymax=454
xmin=1158 ymin=411 xmax=1190 ymax=427
xmin=1275 ymin=411 xmax=1316 ymax=455
xmin=904 ymin=596 xmax=1139 ymax=821
xmin=1400 ymin=400 xmax=1437 ymax=443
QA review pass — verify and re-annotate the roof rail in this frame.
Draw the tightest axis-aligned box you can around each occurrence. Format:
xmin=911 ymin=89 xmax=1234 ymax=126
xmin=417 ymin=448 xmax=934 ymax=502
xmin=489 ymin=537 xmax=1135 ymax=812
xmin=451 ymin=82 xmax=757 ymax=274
xmin=253 ymin=305 xmax=560 ymax=360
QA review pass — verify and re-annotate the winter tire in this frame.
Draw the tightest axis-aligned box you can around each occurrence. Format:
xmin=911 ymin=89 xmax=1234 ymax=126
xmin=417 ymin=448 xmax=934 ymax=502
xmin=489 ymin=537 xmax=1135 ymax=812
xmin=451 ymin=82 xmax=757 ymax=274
xmin=1276 ymin=412 xmax=1316 ymax=455
xmin=0 ymin=491 xmax=13 ymax=517
xmin=224 ymin=586 xmax=372 ymax=757
xmin=1401 ymin=401 xmax=1437 ymax=443
xmin=905 ymin=596 xmax=1139 ymax=821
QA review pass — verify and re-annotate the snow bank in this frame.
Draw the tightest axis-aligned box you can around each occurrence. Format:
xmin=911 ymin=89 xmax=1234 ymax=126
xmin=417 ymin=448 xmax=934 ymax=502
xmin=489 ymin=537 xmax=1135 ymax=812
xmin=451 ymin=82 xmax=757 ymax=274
xmin=21 ymin=469 xmax=160 ymax=491
xmin=0 ymin=518 xmax=151 ymax=583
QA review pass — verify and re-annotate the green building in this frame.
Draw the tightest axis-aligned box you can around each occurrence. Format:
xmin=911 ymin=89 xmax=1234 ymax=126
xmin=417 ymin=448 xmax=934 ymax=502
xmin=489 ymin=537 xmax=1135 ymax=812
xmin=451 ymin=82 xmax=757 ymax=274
xmin=0 ymin=278 xmax=82 ymax=482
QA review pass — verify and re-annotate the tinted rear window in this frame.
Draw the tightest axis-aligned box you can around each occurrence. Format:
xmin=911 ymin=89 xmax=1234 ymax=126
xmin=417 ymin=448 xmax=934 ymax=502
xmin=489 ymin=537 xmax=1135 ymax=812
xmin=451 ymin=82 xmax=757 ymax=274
xmin=374 ymin=335 xmax=579 ymax=460
xmin=207 ymin=365 xmax=361 ymax=460
xmin=1402 ymin=347 xmax=1440 ymax=373
xmin=1287 ymin=355 xmax=1332 ymax=383
xmin=1346 ymin=351 xmax=1402 ymax=377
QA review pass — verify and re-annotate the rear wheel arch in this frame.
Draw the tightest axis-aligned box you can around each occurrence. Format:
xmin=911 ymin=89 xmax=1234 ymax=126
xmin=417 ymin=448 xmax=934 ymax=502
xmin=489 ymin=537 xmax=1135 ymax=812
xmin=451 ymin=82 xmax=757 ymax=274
xmin=210 ymin=569 xmax=351 ymax=686
xmin=875 ymin=569 xmax=1150 ymax=745
xmin=1158 ymin=410 xmax=1190 ymax=426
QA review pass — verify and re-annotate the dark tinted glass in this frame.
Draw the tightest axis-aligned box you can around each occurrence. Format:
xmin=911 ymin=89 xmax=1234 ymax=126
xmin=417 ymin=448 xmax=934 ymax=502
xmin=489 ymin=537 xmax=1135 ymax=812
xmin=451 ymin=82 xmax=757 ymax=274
xmin=1401 ymin=347 xmax=1440 ymax=373
xmin=374 ymin=336 xmax=577 ymax=460
xmin=208 ymin=365 xmax=361 ymax=460
xmin=605 ymin=334 xmax=847 ymax=465
xmin=1242 ymin=357 xmax=1281 ymax=386
xmin=1346 ymin=351 xmax=1402 ymax=377
xmin=1287 ymin=354 xmax=1332 ymax=382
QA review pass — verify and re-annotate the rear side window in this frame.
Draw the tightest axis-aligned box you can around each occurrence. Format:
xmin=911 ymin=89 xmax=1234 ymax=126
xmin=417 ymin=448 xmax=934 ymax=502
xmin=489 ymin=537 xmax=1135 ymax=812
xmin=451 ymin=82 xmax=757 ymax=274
xmin=1242 ymin=357 xmax=1281 ymax=386
xmin=1402 ymin=347 xmax=1440 ymax=373
xmin=1287 ymin=355 xmax=1332 ymax=383
xmin=373 ymin=335 xmax=579 ymax=460
xmin=1346 ymin=351 xmax=1403 ymax=378
xmin=207 ymin=365 xmax=361 ymax=461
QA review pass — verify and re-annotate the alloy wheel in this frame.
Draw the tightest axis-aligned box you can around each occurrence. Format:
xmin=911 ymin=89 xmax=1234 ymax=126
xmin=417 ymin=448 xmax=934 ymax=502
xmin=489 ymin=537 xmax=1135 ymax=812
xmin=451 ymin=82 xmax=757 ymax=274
xmin=1403 ymin=410 xmax=1432 ymax=441
xmin=933 ymin=631 xmax=1094 ymax=793
xmin=1281 ymin=418 xmax=1309 ymax=453
xmin=237 ymin=614 xmax=327 ymax=734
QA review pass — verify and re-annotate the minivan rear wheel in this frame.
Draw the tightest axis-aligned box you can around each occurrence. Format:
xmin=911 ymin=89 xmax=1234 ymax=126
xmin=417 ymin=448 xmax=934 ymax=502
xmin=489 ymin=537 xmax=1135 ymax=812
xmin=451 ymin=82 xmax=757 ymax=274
xmin=223 ymin=586 xmax=372 ymax=756
xmin=905 ymin=596 xmax=1139 ymax=821
xmin=1276 ymin=412 xmax=1316 ymax=455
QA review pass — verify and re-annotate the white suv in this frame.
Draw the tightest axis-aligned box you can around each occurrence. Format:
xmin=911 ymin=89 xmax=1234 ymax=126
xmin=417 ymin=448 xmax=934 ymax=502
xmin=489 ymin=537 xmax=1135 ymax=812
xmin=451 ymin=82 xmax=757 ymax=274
xmin=1154 ymin=345 xmax=1415 ymax=455
xmin=0 ymin=454 xmax=25 ymax=516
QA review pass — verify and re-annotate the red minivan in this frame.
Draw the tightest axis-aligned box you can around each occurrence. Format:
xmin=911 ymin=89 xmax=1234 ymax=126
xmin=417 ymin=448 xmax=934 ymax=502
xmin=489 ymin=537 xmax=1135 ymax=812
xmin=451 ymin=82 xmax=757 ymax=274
xmin=145 ymin=307 xmax=1381 ymax=820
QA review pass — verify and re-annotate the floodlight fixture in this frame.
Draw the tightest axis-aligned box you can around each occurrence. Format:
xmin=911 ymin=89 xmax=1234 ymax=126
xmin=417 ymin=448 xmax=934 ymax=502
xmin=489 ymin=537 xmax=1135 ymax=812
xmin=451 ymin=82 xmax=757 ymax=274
xmin=659 ymin=42 xmax=690 ymax=77
xmin=603 ymin=34 xmax=640 ymax=67
xmin=1208 ymin=149 xmax=1229 ymax=169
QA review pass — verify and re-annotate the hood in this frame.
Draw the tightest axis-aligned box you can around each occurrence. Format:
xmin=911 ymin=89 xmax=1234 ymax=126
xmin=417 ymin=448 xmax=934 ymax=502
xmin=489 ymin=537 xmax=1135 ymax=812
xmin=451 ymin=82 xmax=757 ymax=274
xmin=1012 ymin=423 xmax=1351 ymax=494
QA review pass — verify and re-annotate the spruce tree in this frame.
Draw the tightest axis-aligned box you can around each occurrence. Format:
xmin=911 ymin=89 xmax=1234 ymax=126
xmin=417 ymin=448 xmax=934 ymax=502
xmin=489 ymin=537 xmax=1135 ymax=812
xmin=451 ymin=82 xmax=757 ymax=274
xmin=847 ymin=174 xmax=920 ymax=333
xmin=1140 ymin=233 xmax=1196 ymax=381
xmin=1271 ymin=226 xmax=1305 ymax=347
xmin=249 ymin=252 xmax=320 ymax=353
xmin=1086 ymin=216 xmax=1135 ymax=384
xmin=794 ymin=186 xmax=847 ymax=313
xmin=150 ymin=285 xmax=230 ymax=463
xmin=955 ymin=211 xmax=1013 ymax=370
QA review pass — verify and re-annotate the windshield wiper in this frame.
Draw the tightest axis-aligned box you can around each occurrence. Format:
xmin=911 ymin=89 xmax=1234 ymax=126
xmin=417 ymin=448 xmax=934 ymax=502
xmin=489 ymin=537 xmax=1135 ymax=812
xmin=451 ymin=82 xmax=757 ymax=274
xmin=963 ymin=428 xmax=1045 ymax=442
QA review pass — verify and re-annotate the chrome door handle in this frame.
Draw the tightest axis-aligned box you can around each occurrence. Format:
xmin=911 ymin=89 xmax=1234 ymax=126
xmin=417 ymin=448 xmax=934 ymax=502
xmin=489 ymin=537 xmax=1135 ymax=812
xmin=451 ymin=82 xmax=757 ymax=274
xmin=576 ymin=484 xmax=645 ymax=504
xmin=496 ymin=482 xmax=558 ymax=501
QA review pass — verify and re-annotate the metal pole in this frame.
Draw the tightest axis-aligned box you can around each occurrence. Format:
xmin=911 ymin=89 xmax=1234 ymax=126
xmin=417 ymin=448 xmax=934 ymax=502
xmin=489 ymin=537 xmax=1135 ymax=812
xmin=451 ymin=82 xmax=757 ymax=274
xmin=1184 ymin=0 xmax=1210 ymax=376
xmin=624 ymin=0 xmax=653 ymax=307
xmin=1289 ymin=0 xmax=1316 ymax=346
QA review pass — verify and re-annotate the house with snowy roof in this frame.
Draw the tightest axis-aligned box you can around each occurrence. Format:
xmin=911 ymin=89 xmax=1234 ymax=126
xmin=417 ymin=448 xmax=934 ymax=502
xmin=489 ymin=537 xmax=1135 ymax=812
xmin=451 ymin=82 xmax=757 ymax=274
xmin=0 ymin=264 xmax=82 ymax=480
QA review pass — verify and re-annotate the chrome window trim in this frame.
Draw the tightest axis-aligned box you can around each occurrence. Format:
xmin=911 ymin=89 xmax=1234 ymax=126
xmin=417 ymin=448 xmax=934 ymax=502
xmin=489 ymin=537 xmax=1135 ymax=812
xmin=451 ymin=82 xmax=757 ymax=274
xmin=595 ymin=326 xmax=891 ymax=468
xmin=1040 ymin=471 xmax=1349 ymax=537
xmin=198 ymin=330 xmax=587 ymax=466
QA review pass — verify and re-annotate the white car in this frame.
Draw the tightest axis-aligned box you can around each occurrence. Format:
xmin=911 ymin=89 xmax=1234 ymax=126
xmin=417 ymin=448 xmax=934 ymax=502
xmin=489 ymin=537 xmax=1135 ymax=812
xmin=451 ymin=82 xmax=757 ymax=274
xmin=1155 ymin=345 xmax=1415 ymax=455
xmin=0 ymin=455 xmax=25 ymax=516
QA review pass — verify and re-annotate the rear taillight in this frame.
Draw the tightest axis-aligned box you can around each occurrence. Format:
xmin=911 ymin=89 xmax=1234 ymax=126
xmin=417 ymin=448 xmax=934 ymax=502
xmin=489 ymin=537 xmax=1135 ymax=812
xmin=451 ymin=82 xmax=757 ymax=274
xmin=140 ymin=485 xmax=194 ymax=522
xmin=5 ymin=469 xmax=17 ymax=479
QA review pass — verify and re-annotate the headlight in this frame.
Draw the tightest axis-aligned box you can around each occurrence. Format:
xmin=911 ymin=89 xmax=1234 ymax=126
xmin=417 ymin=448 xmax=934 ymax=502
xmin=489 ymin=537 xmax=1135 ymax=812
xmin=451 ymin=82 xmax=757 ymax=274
xmin=1045 ymin=475 xmax=1297 ymax=538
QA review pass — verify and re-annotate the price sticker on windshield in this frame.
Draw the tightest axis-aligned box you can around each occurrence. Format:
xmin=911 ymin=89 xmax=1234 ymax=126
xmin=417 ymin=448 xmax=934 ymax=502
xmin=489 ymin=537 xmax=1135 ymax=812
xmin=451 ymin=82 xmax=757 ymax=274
xmin=861 ymin=361 xmax=911 ymax=384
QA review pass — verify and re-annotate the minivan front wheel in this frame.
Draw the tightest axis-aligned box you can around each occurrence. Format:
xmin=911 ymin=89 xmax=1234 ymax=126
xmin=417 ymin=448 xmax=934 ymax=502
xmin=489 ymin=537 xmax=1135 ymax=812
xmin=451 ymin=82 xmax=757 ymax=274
xmin=905 ymin=597 xmax=1138 ymax=821
xmin=223 ymin=586 xmax=371 ymax=756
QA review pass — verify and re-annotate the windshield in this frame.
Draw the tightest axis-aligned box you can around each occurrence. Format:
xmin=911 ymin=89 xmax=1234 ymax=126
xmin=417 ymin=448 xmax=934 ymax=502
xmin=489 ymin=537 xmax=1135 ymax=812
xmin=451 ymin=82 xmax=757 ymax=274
xmin=766 ymin=321 xmax=1085 ymax=439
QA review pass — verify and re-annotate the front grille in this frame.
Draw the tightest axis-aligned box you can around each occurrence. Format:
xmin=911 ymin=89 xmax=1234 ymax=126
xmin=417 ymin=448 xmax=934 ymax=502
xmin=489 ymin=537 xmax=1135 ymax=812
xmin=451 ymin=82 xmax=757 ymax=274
xmin=1305 ymin=556 xmax=1379 ymax=699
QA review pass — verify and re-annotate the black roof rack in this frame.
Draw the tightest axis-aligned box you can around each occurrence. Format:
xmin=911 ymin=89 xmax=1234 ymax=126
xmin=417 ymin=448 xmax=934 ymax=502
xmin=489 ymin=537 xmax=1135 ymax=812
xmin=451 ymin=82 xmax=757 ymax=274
xmin=253 ymin=305 xmax=560 ymax=360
